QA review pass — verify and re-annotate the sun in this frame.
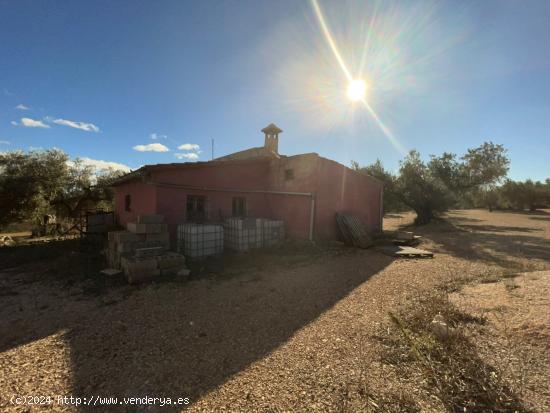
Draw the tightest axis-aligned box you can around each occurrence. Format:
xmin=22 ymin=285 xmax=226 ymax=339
xmin=346 ymin=79 xmax=367 ymax=102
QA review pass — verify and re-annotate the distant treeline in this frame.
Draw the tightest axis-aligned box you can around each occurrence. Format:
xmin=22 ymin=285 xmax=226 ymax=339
xmin=353 ymin=142 xmax=549 ymax=224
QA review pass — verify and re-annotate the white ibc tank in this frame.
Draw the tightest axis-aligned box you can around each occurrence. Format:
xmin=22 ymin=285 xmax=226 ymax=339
xmin=177 ymin=223 xmax=223 ymax=258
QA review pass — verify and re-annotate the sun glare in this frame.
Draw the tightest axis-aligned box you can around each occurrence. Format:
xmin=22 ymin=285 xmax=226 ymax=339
xmin=346 ymin=79 xmax=367 ymax=102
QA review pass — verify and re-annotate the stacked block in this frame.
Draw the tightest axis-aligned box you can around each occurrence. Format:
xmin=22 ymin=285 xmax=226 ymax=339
xmin=107 ymin=214 xmax=189 ymax=284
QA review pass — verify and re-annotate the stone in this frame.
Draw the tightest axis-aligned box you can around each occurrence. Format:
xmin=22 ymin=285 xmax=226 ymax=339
xmin=431 ymin=313 xmax=450 ymax=341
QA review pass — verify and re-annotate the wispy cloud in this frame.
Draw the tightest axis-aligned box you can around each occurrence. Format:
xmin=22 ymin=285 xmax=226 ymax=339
xmin=175 ymin=143 xmax=201 ymax=161
xmin=174 ymin=152 xmax=200 ymax=160
xmin=0 ymin=140 xmax=10 ymax=145
xmin=20 ymin=117 xmax=50 ymax=128
xmin=177 ymin=143 xmax=200 ymax=151
xmin=51 ymin=118 xmax=100 ymax=133
xmin=15 ymin=104 xmax=30 ymax=110
xmin=75 ymin=157 xmax=131 ymax=173
xmin=133 ymin=143 xmax=170 ymax=152
xmin=150 ymin=132 xmax=167 ymax=140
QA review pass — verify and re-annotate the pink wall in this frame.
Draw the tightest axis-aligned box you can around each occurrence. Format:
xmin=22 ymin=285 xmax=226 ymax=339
xmin=114 ymin=181 xmax=157 ymax=226
xmin=314 ymin=158 xmax=382 ymax=240
xmin=113 ymin=155 xmax=382 ymax=244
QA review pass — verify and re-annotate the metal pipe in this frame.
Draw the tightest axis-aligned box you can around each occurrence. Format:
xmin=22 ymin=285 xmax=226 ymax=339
xmin=309 ymin=195 xmax=316 ymax=241
xmin=379 ymin=186 xmax=384 ymax=232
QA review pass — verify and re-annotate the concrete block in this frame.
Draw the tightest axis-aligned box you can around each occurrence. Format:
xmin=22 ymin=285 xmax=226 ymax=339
xmin=137 ymin=214 xmax=164 ymax=224
xmin=156 ymin=253 xmax=186 ymax=269
xmin=146 ymin=231 xmax=170 ymax=244
xmin=121 ymin=256 xmax=158 ymax=275
xmin=110 ymin=230 xmax=140 ymax=243
xmin=116 ymin=241 xmax=136 ymax=254
xmin=160 ymin=268 xmax=179 ymax=276
xmin=127 ymin=222 xmax=167 ymax=234
xmin=135 ymin=246 xmax=164 ymax=258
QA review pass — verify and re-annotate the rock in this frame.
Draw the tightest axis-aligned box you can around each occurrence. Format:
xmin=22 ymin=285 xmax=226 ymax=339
xmin=431 ymin=313 xmax=450 ymax=341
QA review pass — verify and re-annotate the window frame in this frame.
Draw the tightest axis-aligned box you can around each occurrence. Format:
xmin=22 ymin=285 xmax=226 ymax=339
xmin=186 ymin=195 xmax=208 ymax=222
xmin=232 ymin=196 xmax=247 ymax=217
xmin=284 ymin=169 xmax=294 ymax=181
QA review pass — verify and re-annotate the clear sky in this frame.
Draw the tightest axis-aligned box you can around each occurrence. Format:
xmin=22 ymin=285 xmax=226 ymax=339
xmin=1 ymin=0 xmax=549 ymax=180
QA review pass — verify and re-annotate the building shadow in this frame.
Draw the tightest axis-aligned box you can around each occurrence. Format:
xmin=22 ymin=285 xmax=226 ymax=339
xmin=1 ymin=242 xmax=393 ymax=411
xmin=398 ymin=218 xmax=550 ymax=269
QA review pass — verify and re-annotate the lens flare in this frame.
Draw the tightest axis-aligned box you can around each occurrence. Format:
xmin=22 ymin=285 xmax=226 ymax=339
xmin=310 ymin=0 xmax=408 ymax=154
xmin=347 ymin=79 xmax=367 ymax=102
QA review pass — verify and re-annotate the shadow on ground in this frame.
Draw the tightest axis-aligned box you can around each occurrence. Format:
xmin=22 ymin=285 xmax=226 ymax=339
xmin=0 ymin=240 xmax=393 ymax=411
xmin=396 ymin=213 xmax=550 ymax=269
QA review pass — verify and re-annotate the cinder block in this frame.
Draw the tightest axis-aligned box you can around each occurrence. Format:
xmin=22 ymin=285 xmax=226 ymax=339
xmin=109 ymin=230 xmax=140 ymax=243
xmin=127 ymin=222 xmax=167 ymax=234
xmin=137 ymin=214 xmax=164 ymax=224
xmin=160 ymin=268 xmax=179 ymax=276
xmin=121 ymin=256 xmax=158 ymax=274
xmin=116 ymin=241 xmax=136 ymax=254
xmin=135 ymin=246 xmax=164 ymax=258
xmin=146 ymin=232 xmax=170 ymax=244
xmin=156 ymin=253 xmax=186 ymax=269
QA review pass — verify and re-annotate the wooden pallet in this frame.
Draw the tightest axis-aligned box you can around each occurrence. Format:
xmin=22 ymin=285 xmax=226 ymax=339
xmin=336 ymin=213 xmax=373 ymax=248
xmin=393 ymin=235 xmax=422 ymax=246
xmin=376 ymin=245 xmax=434 ymax=258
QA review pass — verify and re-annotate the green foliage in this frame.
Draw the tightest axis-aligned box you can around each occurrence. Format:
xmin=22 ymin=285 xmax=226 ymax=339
xmin=352 ymin=142 xmax=510 ymax=225
xmin=0 ymin=149 xmax=127 ymax=228
xmin=498 ymin=179 xmax=550 ymax=211
xmin=396 ymin=150 xmax=458 ymax=224
xmin=0 ymin=149 xmax=70 ymax=226
xmin=352 ymin=159 xmax=406 ymax=213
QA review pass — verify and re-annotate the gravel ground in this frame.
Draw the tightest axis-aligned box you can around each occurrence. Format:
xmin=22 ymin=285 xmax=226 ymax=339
xmin=1 ymin=209 xmax=549 ymax=412
xmin=450 ymin=270 xmax=550 ymax=413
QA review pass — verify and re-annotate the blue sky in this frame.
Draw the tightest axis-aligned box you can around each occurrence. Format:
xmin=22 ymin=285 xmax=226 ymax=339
xmin=1 ymin=0 xmax=549 ymax=180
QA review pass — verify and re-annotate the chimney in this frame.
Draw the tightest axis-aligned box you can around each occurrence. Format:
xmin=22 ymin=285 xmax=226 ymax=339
xmin=261 ymin=123 xmax=282 ymax=154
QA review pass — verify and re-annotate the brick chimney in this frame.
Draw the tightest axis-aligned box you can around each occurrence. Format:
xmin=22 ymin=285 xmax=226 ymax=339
xmin=261 ymin=123 xmax=282 ymax=154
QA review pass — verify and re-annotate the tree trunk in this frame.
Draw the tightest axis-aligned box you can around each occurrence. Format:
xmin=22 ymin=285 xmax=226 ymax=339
xmin=414 ymin=208 xmax=434 ymax=225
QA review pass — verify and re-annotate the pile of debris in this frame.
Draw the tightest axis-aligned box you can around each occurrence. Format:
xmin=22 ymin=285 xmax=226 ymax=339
xmin=106 ymin=214 xmax=189 ymax=284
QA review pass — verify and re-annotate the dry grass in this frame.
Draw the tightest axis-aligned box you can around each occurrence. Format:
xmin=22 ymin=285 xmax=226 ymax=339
xmin=0 ymin=209 xmax=549 ymax=412
xmin=376 ymin=293 xmax=530 ymax=412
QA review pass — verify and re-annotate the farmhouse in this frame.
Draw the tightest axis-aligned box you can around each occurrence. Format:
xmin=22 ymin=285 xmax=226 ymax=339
xmin=111 ymin=124 xmax=383 ymax=244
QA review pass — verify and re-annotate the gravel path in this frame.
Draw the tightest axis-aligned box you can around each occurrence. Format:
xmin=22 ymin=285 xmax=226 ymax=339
xmin=1 ymin=209 xmax=549 ymax=412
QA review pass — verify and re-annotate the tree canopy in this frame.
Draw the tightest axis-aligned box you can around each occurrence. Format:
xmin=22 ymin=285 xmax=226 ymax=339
xmin=0 ymin=149 xmax=126 ymax=228
xmin=353 ymin=142 xmax=510 ymax=225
